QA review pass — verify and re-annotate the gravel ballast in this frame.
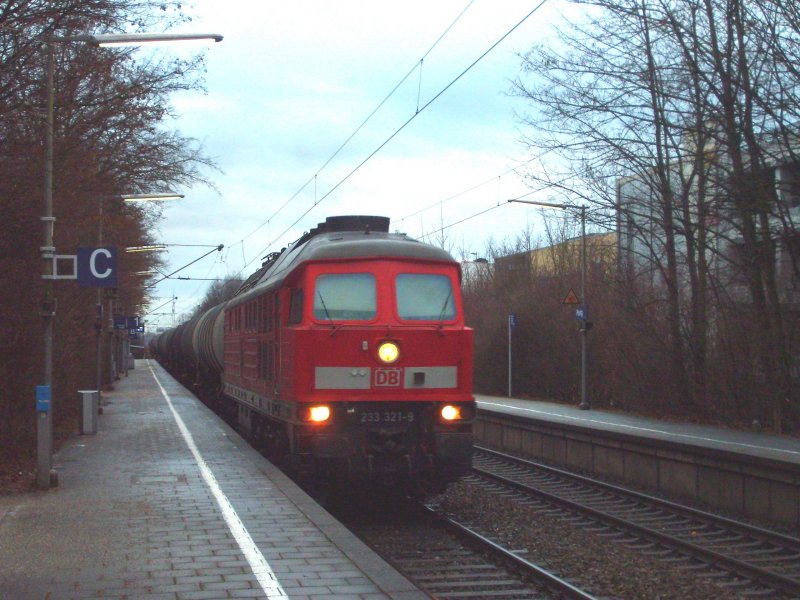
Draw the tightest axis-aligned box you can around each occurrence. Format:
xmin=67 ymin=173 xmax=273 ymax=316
xmin=434 ymin=480 xmax=745 ymax=599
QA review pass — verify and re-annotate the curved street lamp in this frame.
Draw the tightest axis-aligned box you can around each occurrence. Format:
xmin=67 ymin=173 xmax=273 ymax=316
xmin=38 ymin=31 xmax=222 ymax=489
xmin=507 ymin=198 xmax=590 ymax=411
xmin=61 ymin=32 xmax=224 ymax=47
xmin=95 ymin=193 xmax=183 ymax=400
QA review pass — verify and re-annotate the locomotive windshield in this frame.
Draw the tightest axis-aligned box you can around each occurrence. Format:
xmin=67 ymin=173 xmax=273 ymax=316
xmin=313 ymin=273 xmax=376 ymax=320
xmin=396 ymin=274 xmax=455 ymax=321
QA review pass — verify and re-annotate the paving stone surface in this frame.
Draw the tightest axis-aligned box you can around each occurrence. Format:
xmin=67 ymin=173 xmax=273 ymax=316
xmin=0 ymin=360 xmax=426 ymax=600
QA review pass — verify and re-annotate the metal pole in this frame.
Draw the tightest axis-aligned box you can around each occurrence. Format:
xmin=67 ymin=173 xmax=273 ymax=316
xmin=95 ymin=197 xmax=103 ymax=395
xmin=37 ymin=42 xmax=56 ymax=489
xmin=34 ymin=34 xmax=220 ymax=471
xmin=579 ymin=206 xmax=590 ymax=410
xmin=111 ymin=300 xmax=118 ymax=381
xmin=508 ymin=314 xmax=512 ymax=398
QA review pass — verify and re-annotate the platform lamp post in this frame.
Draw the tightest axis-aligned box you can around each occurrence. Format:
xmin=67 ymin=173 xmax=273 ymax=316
xmin=507 ymin=199 xmax=590 ymax=411
xmin=38 ymin=32 xmax=222 ymax=489
xmin=95 ymin=193 xmax=183 ymax=395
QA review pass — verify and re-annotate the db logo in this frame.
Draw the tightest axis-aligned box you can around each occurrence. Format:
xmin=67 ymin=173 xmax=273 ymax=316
xmin=374 ymin=368 xmax=402 ymax=387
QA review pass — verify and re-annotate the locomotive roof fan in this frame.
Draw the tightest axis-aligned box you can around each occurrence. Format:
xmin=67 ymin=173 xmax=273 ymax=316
xmin=296 ymin=215 xmax=391 ymax=248
xmin=322 ymin=215 xmax=390 ymax=234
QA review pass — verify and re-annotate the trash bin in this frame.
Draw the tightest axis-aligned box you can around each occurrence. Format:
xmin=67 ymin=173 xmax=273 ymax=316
xmin=78 ymin=390 xmax=98 ymax=434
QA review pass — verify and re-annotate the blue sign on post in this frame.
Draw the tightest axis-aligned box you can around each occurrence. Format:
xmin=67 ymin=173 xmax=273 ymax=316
xmin=114 ymin=316 xmax=139 ymax=330
xmin=508 ymin=313 xmax=518 ymax=328
xmin=35 ymin=385 xmax=51 ymax=412
xmin=576 ymin=305 xmax=589 ymax=321
xmin=77 ymin=247 xmax=117 ymax=288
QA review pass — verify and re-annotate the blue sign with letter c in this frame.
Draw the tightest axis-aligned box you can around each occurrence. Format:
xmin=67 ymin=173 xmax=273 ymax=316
xmin=77 ymin=247 xmax=117 ymax=288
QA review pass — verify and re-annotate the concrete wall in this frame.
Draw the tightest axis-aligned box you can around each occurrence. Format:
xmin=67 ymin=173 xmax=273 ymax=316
xmin=475 ymin=410 xmax=800 ymax=527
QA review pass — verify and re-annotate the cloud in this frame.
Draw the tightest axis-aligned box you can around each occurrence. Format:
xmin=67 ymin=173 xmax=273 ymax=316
xmin=145 ymin=0 xmax=566 ymax=325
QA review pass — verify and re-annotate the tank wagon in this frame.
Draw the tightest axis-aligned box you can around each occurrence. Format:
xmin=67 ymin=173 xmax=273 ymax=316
xmin=150 ymin=215 xmax=475 ymax=493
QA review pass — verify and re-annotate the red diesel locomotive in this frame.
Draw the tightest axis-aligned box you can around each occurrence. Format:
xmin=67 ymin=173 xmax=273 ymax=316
xmin=151 ymin=215 xmax=475 ymax=493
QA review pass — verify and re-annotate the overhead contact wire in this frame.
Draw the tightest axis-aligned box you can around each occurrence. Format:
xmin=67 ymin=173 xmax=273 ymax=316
xmin=396 ymin=156 xmax=538 ymax=223
xmin=231 ymin=0 xmax=475 ymax=251
xmin=244 ymin=0 xmax=548 ymax=271
xmin=233 ymin=0 xmax=476 ymax=251
xmin=419 ymin=202 xmax=505 ymax=242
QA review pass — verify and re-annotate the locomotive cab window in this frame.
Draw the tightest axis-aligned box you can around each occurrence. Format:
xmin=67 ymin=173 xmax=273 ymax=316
xmin=396 ymin=274 xmax=455 ymax=321
xmin=313 ymin=273 xmax=376 ymax=321
xmin=288 ymin=288 xmax=304 ymax=325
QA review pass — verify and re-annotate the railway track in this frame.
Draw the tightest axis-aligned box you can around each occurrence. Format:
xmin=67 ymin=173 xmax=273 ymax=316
xmin=332 ymin=497 xmax=597 ymax=600
xmin=471 ymin=445 xmax=800 ymax=598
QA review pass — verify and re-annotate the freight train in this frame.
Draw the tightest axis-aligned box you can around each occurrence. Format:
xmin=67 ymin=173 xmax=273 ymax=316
xmin=150 ymin=215 xmax=475 ymax=495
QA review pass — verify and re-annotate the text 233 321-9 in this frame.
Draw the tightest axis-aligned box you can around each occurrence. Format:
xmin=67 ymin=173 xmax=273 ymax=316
xmin=359 ymin=411 xmax=415 ymax=424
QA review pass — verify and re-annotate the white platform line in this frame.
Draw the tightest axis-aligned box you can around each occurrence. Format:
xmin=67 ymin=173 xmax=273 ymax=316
xmin=148 ymin=362 xmax=288 ymax=599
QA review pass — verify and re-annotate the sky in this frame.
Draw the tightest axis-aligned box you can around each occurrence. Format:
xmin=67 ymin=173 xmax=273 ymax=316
xmin=142 ymin=0 xmax=576 ymax=329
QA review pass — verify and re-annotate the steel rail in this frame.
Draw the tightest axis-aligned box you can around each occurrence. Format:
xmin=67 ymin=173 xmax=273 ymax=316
xmin=338 ymin=500 xmax=562 ymax=599
xmin=477 ymin=445 xmax=800 ymax=549
xmin=422 ymin=504 xmax=598 ymax=600
xmin=472 ymin=446 xmax=800 ymax=597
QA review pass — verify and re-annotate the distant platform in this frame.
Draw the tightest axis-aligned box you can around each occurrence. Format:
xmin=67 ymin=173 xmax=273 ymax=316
xmin=475 ymin=394 xmax=800 ymax=526
xmin=476 ymin=394 xmax=800 ymax=466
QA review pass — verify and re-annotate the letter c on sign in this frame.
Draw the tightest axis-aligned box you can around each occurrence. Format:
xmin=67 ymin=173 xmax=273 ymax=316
xmin=90 ymin=248 xmax=112 ymax=279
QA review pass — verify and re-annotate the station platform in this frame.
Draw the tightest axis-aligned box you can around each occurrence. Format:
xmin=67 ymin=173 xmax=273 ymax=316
xmin=0 ymin=360 xmax=426 ymax=600
xmin=475 ymin=394 xmax=800 ymax=466
xmin=475 ymin=394 xmax=800 ymax=526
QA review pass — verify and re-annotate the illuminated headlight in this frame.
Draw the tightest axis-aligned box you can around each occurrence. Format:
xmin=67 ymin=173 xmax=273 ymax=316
xmin=377 ymin=341 xmax=400 ymax=364
xmin=303 ymin=405 xmax=331 ymax=423
xmin=440 ymin=405 xmax=461 ymax=421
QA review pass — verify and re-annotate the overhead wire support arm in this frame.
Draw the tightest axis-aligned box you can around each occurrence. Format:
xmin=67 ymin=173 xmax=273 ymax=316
xmin=507 ymin=198 xmax=576 ymax=210
xmin=144 ymin=245 xmax=224 ymax=290
xmin=175 ymin=277 xmax=222 ymax=281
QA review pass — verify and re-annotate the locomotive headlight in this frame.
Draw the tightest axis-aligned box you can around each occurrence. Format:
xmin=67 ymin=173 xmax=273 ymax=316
xmin=440 ymin=405 xmax=461 ymax=421
xmin=377 ymin=341 xmax=399 ymax=364
xmin=303 ymin=405 xmax=331 ymax=423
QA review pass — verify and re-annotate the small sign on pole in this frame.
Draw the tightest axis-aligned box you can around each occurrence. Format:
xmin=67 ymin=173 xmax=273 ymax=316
xmin=35 ymin=385 xmax=51 ymax=412
xmin=114 ymin=316 xmax=140 ymax=330
xmin=563 ymin=289 xmax=580 ymax=304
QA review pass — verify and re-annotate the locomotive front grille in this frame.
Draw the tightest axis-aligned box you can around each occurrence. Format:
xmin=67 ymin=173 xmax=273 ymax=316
xmin=367 ymin=429 xmax=409 ymax=455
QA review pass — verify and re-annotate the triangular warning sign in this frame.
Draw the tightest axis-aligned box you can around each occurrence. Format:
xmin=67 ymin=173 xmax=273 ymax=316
xmin=563 ymin=289 xmax=580 ymax=304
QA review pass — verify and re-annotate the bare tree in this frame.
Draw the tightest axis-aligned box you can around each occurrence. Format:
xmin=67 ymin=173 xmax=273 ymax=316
xmin=0 ymin=0 xmax=219 ymax=461
xmin=512 ymin=0 xmax=800 ymax=429
xmin=192 ymin=275 xmax=243 ymax=317
xmin=512 ymin=0 xmax=709 ymax=410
